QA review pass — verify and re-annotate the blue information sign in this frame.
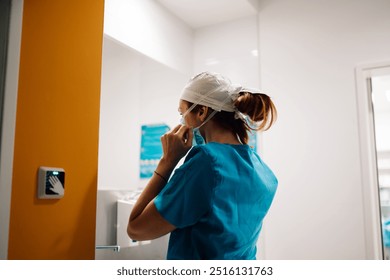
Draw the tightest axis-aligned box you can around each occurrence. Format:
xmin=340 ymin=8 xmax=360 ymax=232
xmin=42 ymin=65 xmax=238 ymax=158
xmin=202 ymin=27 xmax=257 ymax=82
xmin=140 ymin=124 xmax=170 ymax=178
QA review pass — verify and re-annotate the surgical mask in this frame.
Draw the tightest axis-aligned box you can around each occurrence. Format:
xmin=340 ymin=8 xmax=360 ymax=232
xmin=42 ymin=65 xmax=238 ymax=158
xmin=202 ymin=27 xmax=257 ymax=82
xmin=179 ymin=115 xmax=205 ymax=146
xmin=180 ymin=105 xmax=218 ymax=146
xmin=192 ymin=127 xmax=205 ymax=146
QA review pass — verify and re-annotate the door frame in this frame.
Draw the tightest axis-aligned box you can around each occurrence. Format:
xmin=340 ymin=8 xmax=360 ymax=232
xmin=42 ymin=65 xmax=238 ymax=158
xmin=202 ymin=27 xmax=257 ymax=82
xmin=0 ymin=0 xmax=24 ymax=259
xmin=355 ymin=61 xmax=390 ymax=259
xmin=0 ymin=2 xmax=11 ymax=134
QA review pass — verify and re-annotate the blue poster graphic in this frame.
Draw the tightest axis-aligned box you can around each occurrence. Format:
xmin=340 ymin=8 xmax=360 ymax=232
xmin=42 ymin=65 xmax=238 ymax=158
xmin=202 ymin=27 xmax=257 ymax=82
xmin=140 ymin=124 xmax=170 ymax=179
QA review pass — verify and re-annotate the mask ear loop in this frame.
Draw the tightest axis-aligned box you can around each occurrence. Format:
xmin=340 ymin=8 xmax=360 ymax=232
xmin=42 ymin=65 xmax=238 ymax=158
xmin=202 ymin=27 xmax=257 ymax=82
xmin=181 ymin=102 xmax=199 ymax=120
xmin=196 ymin=110 xmax=218 ymax=129
xmin=196 ymin=94 xmax=235 ymax=129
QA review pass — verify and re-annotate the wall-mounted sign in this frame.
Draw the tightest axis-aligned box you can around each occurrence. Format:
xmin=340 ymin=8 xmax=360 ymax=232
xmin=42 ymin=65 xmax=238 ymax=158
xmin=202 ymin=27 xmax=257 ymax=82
xmin=140 ymin=124 xmax=170 ymax=179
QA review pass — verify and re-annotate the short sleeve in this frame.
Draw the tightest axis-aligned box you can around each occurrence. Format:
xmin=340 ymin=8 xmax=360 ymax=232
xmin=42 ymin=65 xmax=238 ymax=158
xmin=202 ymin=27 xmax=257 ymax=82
xmin=154 ymin=146 xmax=216 ymax=228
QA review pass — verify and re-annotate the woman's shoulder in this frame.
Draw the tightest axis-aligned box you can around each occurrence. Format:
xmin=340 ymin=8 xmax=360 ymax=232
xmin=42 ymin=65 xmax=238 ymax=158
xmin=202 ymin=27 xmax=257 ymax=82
xmin=186 ymin=143 xmax=233 ymax=157
xmin=185 ymin=143 xmax=249 ymax=165
xmin=182 ymin=145 xmax=224 ymax=173
xmin=185 ymin=145 xmax=214 ymax=161
xmin=178 ymin=146 xmax=219 ymax=181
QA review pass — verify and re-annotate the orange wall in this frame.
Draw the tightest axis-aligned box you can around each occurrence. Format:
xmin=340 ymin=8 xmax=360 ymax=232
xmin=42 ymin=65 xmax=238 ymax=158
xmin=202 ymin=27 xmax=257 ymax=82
xmin=8 ymin=0 xmax=104 ymax=259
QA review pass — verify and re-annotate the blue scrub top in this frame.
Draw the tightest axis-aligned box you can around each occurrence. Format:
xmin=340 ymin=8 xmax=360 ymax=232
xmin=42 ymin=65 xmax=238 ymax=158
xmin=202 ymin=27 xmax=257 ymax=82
xmin=154 ymin=142 xmax=278 ymax=260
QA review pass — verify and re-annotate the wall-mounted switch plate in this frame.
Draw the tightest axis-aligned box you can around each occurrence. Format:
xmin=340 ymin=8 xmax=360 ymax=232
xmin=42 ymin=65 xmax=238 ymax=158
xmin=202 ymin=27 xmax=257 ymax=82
xmin=38 ymin=166 xmax=65 ymax=199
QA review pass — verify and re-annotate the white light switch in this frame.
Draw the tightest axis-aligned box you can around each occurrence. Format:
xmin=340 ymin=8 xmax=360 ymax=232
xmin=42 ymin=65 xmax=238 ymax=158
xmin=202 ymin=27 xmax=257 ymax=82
xmin=38 ymin=166 xmax=65 ymax=199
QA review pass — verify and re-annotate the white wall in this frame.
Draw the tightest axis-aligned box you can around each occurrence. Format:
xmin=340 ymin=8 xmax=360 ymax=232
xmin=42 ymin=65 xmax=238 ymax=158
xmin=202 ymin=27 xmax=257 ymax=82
xmin=194 ymin=16 xmax=260 ymax=88
xmin=138 ymin=53 xmax=188 ymax=127
xmin=258 ymin=0 xmax=390 ymax=259
xmin=104 ymin=0 xmax=193 ymax=74
xmin=98 ymin=37 xmax=141 ymax=190
xmin=98 ymin=36 xmax=187 ymax=190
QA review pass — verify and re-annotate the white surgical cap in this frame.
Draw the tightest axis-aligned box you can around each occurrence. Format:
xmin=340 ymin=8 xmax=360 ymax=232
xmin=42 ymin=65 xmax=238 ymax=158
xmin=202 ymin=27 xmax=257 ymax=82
xmin=180 ymin=72 xmax=262 ymax=112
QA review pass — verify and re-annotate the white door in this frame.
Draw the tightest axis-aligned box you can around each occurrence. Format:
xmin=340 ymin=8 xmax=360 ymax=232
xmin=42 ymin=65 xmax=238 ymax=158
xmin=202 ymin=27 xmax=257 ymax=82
xmin=371 ymin=71 xmax=390 ymax=260
xmin=356 ymin=63 xmax=390 ymax=259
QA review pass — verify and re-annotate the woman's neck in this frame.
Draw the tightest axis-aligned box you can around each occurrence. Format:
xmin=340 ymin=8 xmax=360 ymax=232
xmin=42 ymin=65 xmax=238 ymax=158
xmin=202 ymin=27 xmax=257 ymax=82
xmin=202 ymin=121 xmax=241 ymax=145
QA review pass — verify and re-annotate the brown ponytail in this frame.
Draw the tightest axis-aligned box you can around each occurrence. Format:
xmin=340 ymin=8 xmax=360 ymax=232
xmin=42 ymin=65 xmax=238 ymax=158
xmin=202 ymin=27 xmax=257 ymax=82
xmin=212 ymin=92 xmax=277 ymax=144
xmin=234 ymin=92 xmax=277 ymax=131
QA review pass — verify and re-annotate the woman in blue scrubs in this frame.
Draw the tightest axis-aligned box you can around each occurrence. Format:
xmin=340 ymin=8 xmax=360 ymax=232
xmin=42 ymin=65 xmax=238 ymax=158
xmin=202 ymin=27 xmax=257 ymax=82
xmin=127 ymin=72 xmax=278 ymax=260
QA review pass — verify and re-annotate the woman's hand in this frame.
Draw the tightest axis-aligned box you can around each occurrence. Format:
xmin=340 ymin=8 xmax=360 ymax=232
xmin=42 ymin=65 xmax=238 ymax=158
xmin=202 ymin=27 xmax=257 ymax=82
xmin=160 ymin=124 xmax=193 ymax=166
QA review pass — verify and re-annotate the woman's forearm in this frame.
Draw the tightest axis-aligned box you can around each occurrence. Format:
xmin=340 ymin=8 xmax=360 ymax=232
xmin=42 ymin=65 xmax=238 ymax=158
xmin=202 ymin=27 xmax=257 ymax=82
xmin=129 ymin=158 xmax=176 ymax=222
xmin=127 ymin=125 xmax=192 ymax=239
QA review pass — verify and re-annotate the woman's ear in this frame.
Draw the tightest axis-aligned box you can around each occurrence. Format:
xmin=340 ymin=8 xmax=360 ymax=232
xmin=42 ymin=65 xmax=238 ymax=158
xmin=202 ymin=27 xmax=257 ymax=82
xmin=198 ymin=106 xmax=208 ymax=122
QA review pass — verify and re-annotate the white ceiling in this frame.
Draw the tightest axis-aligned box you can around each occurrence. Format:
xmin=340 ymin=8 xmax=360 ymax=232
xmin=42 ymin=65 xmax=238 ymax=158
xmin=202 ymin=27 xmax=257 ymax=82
xmin=156 ymin=0 xmax=258 ymax=29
